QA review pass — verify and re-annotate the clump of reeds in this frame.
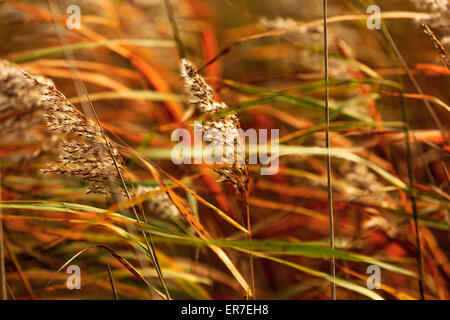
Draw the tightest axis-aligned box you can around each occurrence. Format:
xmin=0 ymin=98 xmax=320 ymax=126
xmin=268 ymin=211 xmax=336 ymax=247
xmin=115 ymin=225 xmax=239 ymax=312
xmin=0 ymin=59 xmax=124 ymax=194
xmin=180 ymin=59 xmax=249 ymax=195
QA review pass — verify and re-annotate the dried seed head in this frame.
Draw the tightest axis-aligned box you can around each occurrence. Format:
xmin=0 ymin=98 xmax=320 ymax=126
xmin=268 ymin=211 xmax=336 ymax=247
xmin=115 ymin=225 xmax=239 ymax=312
xmin=412 ymin=0 xmax=449 ymax=34
xmin=423 ymin=24 xmax=450 ymax=69
xmin=260 ymin=17 xmax=323 ymax=46
xmin=180 ymin=59 xmax=249 ymax=195
xmin=411 ymin=0 xmax=448 ymax=12
xmin=342 ymin=162 xmax=388 ymax=203
xmin=0 ymin=60 xmax=56 ymax=163
xmin=363 ymin=216 xmax=399 ymax=239
xmin=136 ymin=186 xmax=180 ymax=218
xmin=259 ymin=17 xmax=355 ymax=79
xmin=0 ymin=59 xmax=124 ymax=194
xmin=180 ymin=58 xmax=215 ymax=113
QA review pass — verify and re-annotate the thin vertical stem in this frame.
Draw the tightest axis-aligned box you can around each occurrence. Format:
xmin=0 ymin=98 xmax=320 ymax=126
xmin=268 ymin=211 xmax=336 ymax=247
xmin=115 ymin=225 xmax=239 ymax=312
xmin=245 ymin=188 xmax=256 ymax=299
xmin=323 ymin=0 xmax=336 ymax=300
xmin=0 ymin=167 xmax=6 ymax=300
xmin=163 ymin=0 xmax=186 ymax=59
xmin=399 ymin=92 xmax=426 ymax=300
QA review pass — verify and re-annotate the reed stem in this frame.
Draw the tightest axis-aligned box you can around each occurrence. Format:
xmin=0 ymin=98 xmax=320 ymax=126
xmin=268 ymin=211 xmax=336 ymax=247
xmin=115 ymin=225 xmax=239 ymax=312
xmin=323 ymin=0 xmax=336 ymax=300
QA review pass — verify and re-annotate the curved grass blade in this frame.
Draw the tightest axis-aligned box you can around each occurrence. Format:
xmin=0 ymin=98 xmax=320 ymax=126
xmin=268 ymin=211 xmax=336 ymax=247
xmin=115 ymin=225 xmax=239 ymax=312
xmin=11 ymin=39 xmax=174 ymax=63
xmin=258 ymin=253 xmax=383 ymax=300
xmin=69 ymin=90 xmax=187 ymax=104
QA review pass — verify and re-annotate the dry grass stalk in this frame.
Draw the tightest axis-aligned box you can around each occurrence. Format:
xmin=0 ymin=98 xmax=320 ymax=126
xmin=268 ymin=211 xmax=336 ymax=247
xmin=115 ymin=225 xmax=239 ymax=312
xmin=0 ymin=59 xmax=124 ymax=194
xmin=180 ymin=59 xmax=249 ymax=195
xmin=180 ymin=59 xmax=255 ymax=297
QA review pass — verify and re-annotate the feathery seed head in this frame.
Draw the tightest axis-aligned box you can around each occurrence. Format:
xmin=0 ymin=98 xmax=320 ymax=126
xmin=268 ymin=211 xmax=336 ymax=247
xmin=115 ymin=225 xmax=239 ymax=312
xmin=411 ymin=0 xmax=448 ymax=12
xmin=0 ymin=59 xmax=124 ymax=194
xmin=137 ymin=186 xmax=180 ymax=218
xmin=180 ymin=59 xmax=249 ymax=195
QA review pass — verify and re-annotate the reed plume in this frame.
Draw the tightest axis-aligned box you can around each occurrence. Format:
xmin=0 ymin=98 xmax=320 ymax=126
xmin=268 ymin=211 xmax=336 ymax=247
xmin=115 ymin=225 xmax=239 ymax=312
xmin=342 ymin=162 xmax=388 ymax=203
xmin=412 ymin=0 xmax=449 ymax=31
xmin=180 ymin=59 xmax=249 ymax=195
xmin=260 ymin=17 xmax=355 ymax=79
xmin=423 ymin=24 xmax=450 ymax=69
xmin=409 ymin=1 xmax=450 ymax=69
xmin=137 ymin=186 xmax=180 ymax=218
xmin=0 ymin=59 xmax=124 ymax=194
xmin=411 ymin=0 xmax=448 ymax=12
xmin=0 ymin=60 xmax=56 ymax=160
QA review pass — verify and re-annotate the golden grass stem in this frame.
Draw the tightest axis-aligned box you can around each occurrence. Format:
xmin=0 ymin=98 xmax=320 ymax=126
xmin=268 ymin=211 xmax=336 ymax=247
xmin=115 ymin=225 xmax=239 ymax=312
xmin=323 ymin=0 xmax=336 ymax=300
